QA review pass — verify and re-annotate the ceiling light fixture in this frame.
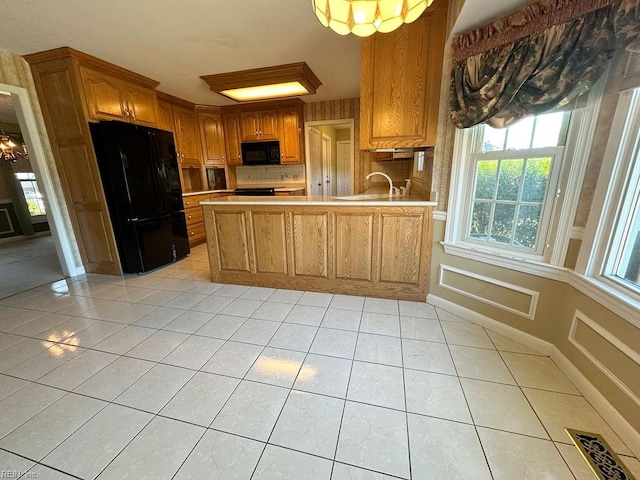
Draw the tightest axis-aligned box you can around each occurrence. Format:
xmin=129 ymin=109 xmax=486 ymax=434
xmin=0 ymin=118 xmax=28 ymax=163
xmin=200 ymin=63 xmax=322 ymax=102
xmin=312 ymin=0 xmax=434 ymax=37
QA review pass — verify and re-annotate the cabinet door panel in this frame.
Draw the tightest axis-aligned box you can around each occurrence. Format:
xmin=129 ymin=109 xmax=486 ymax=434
xmin=125 ymin=85 xmax=158 ymax=127
xmin=80 ymin=66 xmax=127 ymax=122
xmin=292 ymin=213 xmax=328 ymax=278
xmin=379 ymin=214 xmax=423 ymax=285
xmin=360 ymin=0 xmax=447 ymax=148
xmin=173 ymin=105 xmax=200 ymax=165
xmin=223 ymin=113 xmax=242 ymax=166
xmin=214 ymin=212 xmax=250 ymax=272
xmin=279 ymin=107 xmax=301 ymax=164
xmin=258 ymin=110 xmax=278 ymax=140
xmin=157 ymin=100 xmax=174 ymax=133
xmin=240 ymin=112 xmax=260 ymax=141
xmin=335 ymin=213 xmax=374 ymax=281
xmin=251 ymin=212 xmax=288 ymax=275
xmin=199 ymin=113 xmax=226 ymax=166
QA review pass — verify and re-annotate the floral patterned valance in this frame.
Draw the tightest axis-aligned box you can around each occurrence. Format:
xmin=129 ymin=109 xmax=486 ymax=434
xmin=450 ymin=0 xmax=640 ymax=129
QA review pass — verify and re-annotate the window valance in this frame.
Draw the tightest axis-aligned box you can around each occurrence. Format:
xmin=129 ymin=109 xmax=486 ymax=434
xmin=450 ymin=0 xmax=640 ymax=129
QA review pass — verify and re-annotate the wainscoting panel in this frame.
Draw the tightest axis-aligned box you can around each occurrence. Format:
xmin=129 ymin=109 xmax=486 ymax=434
xmin=438 ymin=264 xmax=539 ymax=319
xmin=569 ymin=310 xmax=640 ymax=409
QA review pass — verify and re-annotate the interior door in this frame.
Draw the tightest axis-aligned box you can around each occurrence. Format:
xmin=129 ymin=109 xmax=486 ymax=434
xmin=336 ymin=140 xmax=352 ymax=196
xmin=308 ymin=127 xmax=323 ymax=196
xmin=321 ymin=134 xmax=332 ymax=196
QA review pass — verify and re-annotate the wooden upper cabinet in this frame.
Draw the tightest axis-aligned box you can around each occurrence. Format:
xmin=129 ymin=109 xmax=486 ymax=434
xmin=157 ymin=99 xmax=174 ymax=132
xmin=360 ymin=0 xmax=447 ymax=149
xmin=240 ymin=109 xmax=278 ymax=141
xmin=123 ymin=83 xmax=158 ymax=127
xmin=223 ymin=112 xmax=242 ymax=166
xmin=240 ymin=111 xmax=261 ymax=141
xmin=79 ymin=65 xmax=158 ymax=127
xmin=173 ymin=105 xmax=201 ymax=166
xmin=198 ymin=111 xmax=226 ymax=166
xmin=258 ymin=110 xmax=278 ymax=140
xmin=279 ymin=106 xmax=302 ymax=164
xmin=80 ymin=66 xmax=128 ymax=122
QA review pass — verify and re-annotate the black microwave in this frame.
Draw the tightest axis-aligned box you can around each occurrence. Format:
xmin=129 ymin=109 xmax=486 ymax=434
xmin=241 ymin=141 xmax=281 ymax=166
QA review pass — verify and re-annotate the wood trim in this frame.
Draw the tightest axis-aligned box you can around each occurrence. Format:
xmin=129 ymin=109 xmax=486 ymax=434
xmin=24 ymin=46 xmax=159 ymax=88
xmin=156 ymin=91 xmax=196 ymax=110
xmin=200 ymin=63 xmax=322 ymax=97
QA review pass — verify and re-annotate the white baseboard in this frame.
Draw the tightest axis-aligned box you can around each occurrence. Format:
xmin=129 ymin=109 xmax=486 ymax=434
xmin=427 ymin=294 xmax=553 ymax=355
xmin=427 ymin=293 xmax=640 ymax=458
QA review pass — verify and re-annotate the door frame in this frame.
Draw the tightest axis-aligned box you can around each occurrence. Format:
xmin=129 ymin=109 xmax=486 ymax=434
xmin=0 ymin=82 xmax=83 ymax=277
xmin=304 ymin=119 xmax=355 ymax=196
xmin=321 ymin=133 xmax=332 ymax=196
xmin=336 ymin=140 xmax=352 ymax=197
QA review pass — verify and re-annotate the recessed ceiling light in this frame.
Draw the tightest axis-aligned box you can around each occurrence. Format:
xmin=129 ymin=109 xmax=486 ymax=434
xmin=200 ymin=62 xmax=322 ymax=102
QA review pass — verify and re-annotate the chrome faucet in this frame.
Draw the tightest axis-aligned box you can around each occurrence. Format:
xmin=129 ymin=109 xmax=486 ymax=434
xmin=366 ymin=171 xmax=399 ymax=195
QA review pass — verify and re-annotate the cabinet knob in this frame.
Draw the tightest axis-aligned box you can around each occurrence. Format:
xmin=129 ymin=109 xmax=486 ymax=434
xmin=190 ymin=231 xmax=195 ymax=236
xmin=188 ymin=215 xmax=192 ymax=219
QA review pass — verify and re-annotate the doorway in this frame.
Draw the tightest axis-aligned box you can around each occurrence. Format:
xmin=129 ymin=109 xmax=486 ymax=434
xmin=0 ymin=83 xmax=81 ymax=298
xmin=305 ymin=119 xmax=355 ymax=197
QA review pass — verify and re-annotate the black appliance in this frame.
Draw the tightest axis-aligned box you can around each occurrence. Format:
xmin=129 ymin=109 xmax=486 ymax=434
xmin=234 ymin=188 xmax=276 ymax=196
xmin=90 ymin=120 xmax=190 ymax=274
xmin=241 ymin=141 xmax=281 ymax=166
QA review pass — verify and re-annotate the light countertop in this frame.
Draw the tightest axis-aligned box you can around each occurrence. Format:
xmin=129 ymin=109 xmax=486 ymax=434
xmin=200 ymin=194 xmax=436 ymax=207
xmin=183 ymin=187 xmax=305 ymax=196
xmin=182 ymin=189 xmax=234 ymax=197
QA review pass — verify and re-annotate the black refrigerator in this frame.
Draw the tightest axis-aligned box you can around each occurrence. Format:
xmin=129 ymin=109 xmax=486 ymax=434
xmin=90 ymin=120 xmax=190 ymax=273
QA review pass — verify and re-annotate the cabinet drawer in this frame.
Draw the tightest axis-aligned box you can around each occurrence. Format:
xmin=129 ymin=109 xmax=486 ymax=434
xmin=185 ymin=208 xmax=204 ymax=225
xmin=182 ymin=194 xmax=210 ymax=208
xmin=188 ymin=224 xmax=206 ymax=243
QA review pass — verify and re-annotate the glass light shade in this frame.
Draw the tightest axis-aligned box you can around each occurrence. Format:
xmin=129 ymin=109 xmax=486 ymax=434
xmin=312 ymin=0 xmax=434 ymax=37
xmin=220 ymin=82 xmax=310 ymax=102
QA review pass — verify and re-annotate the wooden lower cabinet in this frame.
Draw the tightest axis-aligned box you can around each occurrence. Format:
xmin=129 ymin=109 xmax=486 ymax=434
xmin=184 ymin=193 xmax=211 ymax=246
xmin=203 ymin=204 xmax=432 ymax=300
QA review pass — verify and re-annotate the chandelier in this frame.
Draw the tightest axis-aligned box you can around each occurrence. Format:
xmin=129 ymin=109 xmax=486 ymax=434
xmin=0 ymin=120 xmax=28 ymax=163
xmin=312 ymin=0 xmax=434 ymax=37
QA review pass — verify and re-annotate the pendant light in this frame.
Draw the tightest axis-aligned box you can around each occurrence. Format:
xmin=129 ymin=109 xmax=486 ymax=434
xmin=312 ymin=0 xmax=434 ymax=37
xmin=0 ymin=118 xmax=28 ymax=163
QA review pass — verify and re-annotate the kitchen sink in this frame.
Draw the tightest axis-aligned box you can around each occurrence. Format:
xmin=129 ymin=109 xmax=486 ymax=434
xmin=332 ymin=194 xmax=393 ymax=201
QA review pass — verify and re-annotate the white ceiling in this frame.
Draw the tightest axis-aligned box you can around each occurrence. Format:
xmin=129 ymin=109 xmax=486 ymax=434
xmin=451 ymin=0 xmax=535 ymax=36
xmin=0 ymin=1 xmax=531 ymax=106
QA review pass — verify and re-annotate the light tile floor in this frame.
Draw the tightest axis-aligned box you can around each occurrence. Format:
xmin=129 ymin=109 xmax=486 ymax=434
xmin=0 ymin=244 xmax=638 ymax=479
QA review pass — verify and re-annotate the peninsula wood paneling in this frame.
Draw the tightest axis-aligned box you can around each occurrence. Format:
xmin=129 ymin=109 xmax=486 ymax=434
xmin=250 ymin=211 xmax=288 ymax=275
xmin=335 ymin=212 xmax=374 ymax=281
xmin=203 ymin=204 xmax=433 ymax=300
xmin=292 ymin=213 xmax=329 ymax=278
xmin=213 ymin=211 xmax=250 ymax=273
xmin=379 ymin=214 xmax=423 ymax=285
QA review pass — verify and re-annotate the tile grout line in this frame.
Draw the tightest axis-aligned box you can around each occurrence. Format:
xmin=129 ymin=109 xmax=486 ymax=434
xmin=399 ymin=311 xmax=413 ymax=480
xmin=328 ymin=299 xmax=362 ymax=479
xmin=247 ymin=293 xmax=333 ymax=479
xmin=439 ymin=309 xmax=496 ymax=480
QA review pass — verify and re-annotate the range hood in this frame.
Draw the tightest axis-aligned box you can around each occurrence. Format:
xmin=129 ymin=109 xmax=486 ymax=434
xmin=371 ymin=148 xmax=418 ymax=161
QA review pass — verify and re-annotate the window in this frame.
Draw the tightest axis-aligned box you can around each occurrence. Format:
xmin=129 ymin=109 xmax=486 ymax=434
xmin=16 ymin=172 xmax=46 ymax=216
xmin=463 ymin=112 xmax=570 ymax=256
xmin=596 ymin=87 xmax=640 ymax=298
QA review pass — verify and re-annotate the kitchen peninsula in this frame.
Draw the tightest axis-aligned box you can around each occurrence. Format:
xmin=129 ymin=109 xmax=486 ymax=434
xmin=201 ymin=195 xmax=436 ymax=301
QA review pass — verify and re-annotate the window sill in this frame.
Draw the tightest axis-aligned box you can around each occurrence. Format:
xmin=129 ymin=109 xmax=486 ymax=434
xmin=441 ymin=241 xmax=569 ymax=281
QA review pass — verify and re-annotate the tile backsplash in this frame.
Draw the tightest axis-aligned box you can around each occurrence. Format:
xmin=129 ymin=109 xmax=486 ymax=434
xmin=236 ymin=164 xmax=306 ymax=186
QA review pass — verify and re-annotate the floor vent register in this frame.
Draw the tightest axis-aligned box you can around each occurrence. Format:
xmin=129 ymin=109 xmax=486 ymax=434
xmin=565 ymin=428 xmax=636 ymax=480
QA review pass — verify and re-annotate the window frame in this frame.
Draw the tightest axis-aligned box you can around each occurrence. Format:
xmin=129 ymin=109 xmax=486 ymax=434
xmin=15 ymin=171 xmax=47 ymax=218
xmin=463 ymin=142 xmax=566 ymax=256
xmin=445 ymin=76 xmax=606 ymax=274
xmin=578 ymin=86 xmax=640 ymax=304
